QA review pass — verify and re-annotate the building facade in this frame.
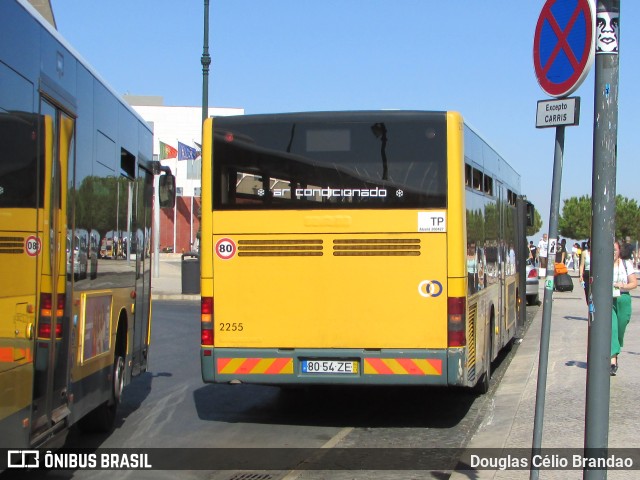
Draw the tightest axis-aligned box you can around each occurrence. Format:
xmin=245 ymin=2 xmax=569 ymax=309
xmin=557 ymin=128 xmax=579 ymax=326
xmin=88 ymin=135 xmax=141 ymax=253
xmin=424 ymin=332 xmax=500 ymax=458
xmin=125 ymin=96 xmax=243 ymax=253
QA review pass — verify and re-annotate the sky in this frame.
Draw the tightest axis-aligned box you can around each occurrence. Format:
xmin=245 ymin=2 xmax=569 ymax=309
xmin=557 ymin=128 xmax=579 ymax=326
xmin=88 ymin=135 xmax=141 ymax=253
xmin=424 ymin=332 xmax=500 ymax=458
xmin=51 ymin=1 xmax=640 ymax=241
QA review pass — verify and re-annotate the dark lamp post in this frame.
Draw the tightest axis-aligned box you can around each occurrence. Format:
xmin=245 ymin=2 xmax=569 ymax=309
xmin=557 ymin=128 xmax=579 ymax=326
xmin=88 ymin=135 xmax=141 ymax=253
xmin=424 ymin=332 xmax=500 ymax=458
xmin=201 ymin=0 xmax=211 ymax=125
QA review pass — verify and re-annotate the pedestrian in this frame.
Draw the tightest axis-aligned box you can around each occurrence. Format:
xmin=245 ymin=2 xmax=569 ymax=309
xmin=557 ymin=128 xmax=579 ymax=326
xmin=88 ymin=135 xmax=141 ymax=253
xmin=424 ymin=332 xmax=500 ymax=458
xmin=537 ymin=233 xmax=548 ymax=275
xmin=573 ymin=242 xmax=581 ymax=272
xmin=611 ymin=240 xmax=637 ymax=375
xmin=580 ymin=241 xmax=591 ymax=305
xmin=528 ymin=240 xmax=538 ymax=265
xmin=556 ymin=238 xmax=567 ymax=266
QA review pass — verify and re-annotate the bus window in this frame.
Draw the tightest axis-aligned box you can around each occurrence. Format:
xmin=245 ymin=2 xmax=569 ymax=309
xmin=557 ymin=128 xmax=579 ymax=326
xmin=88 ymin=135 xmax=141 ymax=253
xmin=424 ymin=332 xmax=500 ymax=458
xmin=472 ymin=168 xmax=483 ymax=191
xmin=484 ymin=175 xmax=493 ymax=196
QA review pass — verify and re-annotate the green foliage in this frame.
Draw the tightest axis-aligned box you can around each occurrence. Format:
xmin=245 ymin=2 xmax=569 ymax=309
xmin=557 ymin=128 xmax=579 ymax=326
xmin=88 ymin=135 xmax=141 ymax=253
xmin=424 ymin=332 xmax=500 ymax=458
xmin=615 ymin=195 xmax=640 ymax=240
xmin=558 ymin=195 xmax=640 ymax=241
xmin=72 ymin=176 xmax=143 ymax=236
xmin=526 ymin=207 xmax=543 ymax=237
xmin=558 ymin=195 xmax=592 ymax=240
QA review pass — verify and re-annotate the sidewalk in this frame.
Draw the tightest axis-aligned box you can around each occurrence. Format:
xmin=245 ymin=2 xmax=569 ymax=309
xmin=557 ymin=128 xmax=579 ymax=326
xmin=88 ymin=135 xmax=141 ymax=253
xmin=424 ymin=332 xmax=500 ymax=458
xmin=451 ymin=272 xmax=640 ymax=479
xmin=151 ymin=253 xmax=200 ymax=301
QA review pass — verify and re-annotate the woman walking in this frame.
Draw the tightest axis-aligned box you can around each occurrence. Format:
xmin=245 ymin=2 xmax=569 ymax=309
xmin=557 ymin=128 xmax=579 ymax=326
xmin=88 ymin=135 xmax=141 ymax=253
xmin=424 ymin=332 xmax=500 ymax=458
xmin=611 ymin=240 xmax=637 ymax=375
xmin=579 ymin=241 xmax=591 ymax=305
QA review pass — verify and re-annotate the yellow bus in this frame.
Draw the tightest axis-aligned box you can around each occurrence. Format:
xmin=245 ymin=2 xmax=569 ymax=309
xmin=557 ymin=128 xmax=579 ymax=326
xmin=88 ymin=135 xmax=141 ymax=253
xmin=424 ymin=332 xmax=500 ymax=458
xmin=200 ymin=111 xmax=530 ymax=392
xmin=0 ymin=0 xmax=174 ymax=448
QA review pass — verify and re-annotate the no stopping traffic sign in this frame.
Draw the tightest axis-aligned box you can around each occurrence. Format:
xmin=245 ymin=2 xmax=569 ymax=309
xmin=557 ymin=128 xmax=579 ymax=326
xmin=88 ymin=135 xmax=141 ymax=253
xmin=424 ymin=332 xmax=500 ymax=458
xmin=533 ymin=0 xmax=595 ymax=98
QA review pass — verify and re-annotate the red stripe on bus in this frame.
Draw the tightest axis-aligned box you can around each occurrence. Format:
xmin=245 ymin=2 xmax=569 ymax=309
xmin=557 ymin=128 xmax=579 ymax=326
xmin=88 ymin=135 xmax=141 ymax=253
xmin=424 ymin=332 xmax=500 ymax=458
xmin=0 ymin=348 xmax=13 ymax=362
xmin=217 ymin=358 xmax=232 ymax=372
xmin=238 ymin=357 xmax=261 ymax=374
xmin=396 ymin=358 xmax=422 ymax=374
xmin=427 ymin=359 xmax=443 ymax=375
xmin=265 ymin=358 xmax=290 ymax=374
xmin=365 ymin=358 xmax=393 ymax=374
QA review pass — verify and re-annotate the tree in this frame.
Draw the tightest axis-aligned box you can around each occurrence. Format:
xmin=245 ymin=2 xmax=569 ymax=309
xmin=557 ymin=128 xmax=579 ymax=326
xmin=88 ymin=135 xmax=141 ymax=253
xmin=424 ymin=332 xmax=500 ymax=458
xmin=526 ymin=206 xmax=543 ymax=237
xmin=558 ymin=195 xmax=592 ymax=240
xmin=614 ymin=195 xmax=640 ymax=241
xmin=558 ymin=195 xmax=640 ymax=241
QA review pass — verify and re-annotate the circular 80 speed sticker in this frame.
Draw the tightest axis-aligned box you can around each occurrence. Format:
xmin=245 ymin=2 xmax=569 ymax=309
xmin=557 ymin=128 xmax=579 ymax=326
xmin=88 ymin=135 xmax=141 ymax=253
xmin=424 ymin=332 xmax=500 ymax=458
xmin=215 ymin=238 xmax=236 ymax=260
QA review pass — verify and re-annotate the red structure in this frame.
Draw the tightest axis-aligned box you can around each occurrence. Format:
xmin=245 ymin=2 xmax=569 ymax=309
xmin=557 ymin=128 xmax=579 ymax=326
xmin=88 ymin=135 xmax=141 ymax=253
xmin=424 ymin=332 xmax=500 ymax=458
xmin=159 ymin=196 xmax=201 ymax=253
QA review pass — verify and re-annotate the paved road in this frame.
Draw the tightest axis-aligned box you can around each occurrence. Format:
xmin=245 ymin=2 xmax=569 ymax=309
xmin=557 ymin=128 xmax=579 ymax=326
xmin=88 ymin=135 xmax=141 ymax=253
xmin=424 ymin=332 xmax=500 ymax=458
xmin=19 ymin=301 xmax=538 ymax=480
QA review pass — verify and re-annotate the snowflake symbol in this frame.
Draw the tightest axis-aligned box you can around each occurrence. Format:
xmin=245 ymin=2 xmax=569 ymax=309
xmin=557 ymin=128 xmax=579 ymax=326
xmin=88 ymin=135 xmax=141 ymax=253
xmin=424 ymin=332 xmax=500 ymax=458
xmin=257 ymin=189 xmax=265 ymax=197
xmin=396 ymin=189 xmax=404 ymax=198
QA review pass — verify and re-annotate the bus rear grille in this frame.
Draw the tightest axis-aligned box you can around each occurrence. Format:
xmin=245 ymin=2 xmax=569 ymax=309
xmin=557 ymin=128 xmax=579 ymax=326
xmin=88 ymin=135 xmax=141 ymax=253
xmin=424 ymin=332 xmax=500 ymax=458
xmin=466 ymin=302 xmax=478 ymax=383
xmin=0 ymin=236 xmax=24 ymax=254
xmin=237 ymin=239 xmax=323 ymax=257
xmin=333 ymin=238 xmax=421 ymax=256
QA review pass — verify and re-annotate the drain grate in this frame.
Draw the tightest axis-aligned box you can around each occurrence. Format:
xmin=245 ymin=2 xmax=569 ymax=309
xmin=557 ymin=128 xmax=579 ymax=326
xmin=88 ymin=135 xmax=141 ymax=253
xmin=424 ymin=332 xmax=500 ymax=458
xmin=227 ymin=474 xmax=274 ymax=480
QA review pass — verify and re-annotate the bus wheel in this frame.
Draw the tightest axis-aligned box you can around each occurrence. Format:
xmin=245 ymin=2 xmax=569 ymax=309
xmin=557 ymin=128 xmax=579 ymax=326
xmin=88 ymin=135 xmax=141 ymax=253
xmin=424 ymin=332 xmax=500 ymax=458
xmin=78 ymin=354 xmax=124 ymax=433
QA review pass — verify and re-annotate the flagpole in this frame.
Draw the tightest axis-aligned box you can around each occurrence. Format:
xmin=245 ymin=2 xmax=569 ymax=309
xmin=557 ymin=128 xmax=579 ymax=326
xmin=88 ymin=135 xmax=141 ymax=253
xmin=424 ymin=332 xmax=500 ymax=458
xmin=173 ymin=157 xmax=177 ymax=253
xmin=190 ymin=151 xmax=194 ymax=251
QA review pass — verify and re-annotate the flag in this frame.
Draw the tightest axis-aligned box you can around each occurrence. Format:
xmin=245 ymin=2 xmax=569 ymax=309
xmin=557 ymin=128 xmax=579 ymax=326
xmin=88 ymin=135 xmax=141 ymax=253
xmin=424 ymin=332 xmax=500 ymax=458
xmin=193 ymin=141 xmax=202 ymax=158
xmin=159 ymin=141 xmax=177 ymax=160
xmin=187 ymin=158 xmax=202 ymax=180
xmin=178 ymin=141 xmax=198 ymax=161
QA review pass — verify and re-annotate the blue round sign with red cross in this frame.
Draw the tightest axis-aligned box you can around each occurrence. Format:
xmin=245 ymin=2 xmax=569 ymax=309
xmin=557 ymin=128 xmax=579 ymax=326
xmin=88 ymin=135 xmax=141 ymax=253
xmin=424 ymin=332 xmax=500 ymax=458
xmin=533 ymin=0 xmax=595 ymax=98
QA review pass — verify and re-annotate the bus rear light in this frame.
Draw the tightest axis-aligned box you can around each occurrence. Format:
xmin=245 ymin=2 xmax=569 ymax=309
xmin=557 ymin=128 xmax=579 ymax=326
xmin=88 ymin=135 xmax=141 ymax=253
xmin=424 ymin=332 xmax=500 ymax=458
xmin=201 ymin=297 xmax=214 ymax=346
xmin=40 ymin=293 xmax=52 ymax=317
xmin=447 ymin=297 xmax=466 ymax=347
xmin=40 ymin=293 xmax=65 ymax=318
xmin=56 ymin=294 xmax=65 ymax=317
xmin=201 ymin=297 xmax=213 ymax=322
xmin=37 ymin=321 xmax=62 ymax=339
xmin=201 ymin=326 xmax=214 ymax=346
xmin=38 ymin=322 xmax=51 ymax=339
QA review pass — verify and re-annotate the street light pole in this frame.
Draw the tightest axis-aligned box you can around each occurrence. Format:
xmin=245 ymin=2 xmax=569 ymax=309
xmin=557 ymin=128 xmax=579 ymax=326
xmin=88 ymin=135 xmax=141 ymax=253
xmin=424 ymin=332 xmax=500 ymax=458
xmin=201 ymin=0 xmax=211 ymax=126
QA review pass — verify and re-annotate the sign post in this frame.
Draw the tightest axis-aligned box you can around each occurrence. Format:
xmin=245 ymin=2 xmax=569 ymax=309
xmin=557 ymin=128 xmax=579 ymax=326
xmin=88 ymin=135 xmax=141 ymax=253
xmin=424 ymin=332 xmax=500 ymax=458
xmin=531 ymin=1 xmax=595 ymax=479
xmin=584 ymin=2 xmax=620 ymax=479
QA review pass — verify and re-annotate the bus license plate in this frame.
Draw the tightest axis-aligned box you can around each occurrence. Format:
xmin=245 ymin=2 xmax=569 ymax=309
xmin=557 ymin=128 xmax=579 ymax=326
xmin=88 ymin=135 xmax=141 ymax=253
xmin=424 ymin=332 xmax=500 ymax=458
xmin=301 ymin=360 xmax=358 ymax=374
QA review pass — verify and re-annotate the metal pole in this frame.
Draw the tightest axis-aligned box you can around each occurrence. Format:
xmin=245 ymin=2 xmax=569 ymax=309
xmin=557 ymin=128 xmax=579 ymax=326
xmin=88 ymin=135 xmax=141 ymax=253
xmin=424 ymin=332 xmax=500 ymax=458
xmin=584 ymin=2 xmax=619 ymax=479
xmin=516 ymin=196 xmax=528 ymax=336
xmin=202 ymin=0 xmax=211 ymax=126
xmin=530 ymin=125 xmax=564 ymax=480
xmin=153 ymin=174 xmax=160 ymax=278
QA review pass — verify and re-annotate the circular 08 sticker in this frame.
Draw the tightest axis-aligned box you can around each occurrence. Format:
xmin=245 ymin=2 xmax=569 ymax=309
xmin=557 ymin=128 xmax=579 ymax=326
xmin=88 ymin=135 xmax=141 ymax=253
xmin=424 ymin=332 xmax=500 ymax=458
xmin=25 ymin=235 xmax=42 ymax=257
xmin=215 ymin=238 xmax=236 ymax=260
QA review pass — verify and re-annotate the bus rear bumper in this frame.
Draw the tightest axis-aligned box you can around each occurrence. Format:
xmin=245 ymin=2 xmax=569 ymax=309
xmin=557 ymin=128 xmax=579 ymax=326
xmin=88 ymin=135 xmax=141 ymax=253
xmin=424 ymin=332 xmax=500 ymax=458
xmin=201 ymin=348 xmax=467 ymax=386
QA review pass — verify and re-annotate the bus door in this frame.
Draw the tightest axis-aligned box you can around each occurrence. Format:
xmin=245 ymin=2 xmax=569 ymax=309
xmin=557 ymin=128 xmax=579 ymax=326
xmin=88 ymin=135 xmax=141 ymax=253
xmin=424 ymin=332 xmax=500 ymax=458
xmin=132 ymin=166 xmax=153 ymax=376
xmin=31 ymin=99 xmax=73 ymax=442
xmin=496 ymin=181 xmax=506 ymax=342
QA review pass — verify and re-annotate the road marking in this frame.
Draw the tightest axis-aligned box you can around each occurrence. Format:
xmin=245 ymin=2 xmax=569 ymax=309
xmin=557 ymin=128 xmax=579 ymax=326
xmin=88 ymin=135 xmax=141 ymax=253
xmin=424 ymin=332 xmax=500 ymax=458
xmin=281 ymin=427 xmax=354 ymax=479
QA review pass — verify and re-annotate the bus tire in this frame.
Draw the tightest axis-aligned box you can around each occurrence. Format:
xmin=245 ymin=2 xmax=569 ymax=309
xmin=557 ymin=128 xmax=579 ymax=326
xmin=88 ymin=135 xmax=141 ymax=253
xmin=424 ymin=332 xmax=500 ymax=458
xmin=78 ymin=335 xmax=125 ymax=433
